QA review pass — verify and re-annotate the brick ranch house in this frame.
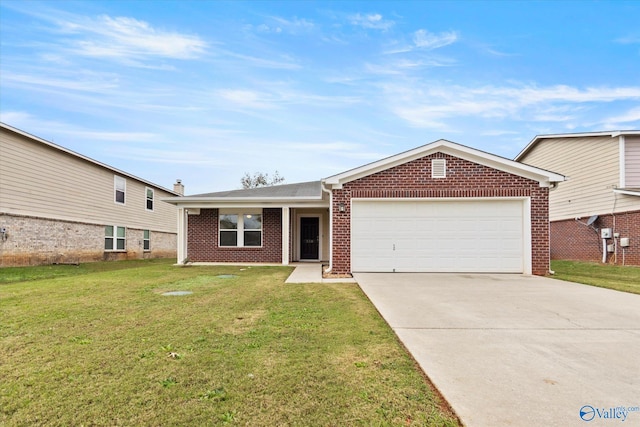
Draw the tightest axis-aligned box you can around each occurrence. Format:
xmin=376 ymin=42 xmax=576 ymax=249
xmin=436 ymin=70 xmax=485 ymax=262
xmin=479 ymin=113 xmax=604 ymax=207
xmin=165 ymin=140 xmax=565 ymax=276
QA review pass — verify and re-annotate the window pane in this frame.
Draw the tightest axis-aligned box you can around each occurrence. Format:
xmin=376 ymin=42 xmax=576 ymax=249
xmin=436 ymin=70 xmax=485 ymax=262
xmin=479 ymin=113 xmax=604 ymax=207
xmin=105 ymin=226 xmax=114 ymax=237
xmin=115 ymin=177 xmax=125 ymax=191
xmin=117 ymin=227 xmax=126 ymax=238
xmin=143 ymin=230 xmax=150 ymax=239
xmin=144 ymin=240 xmax=150 ymax=250
xmin=220 ymin=214 xmax=238 ymax=230
xmin=147 ymin=199 xmax=153 ymax=210
xmin=146 ymin=188 xmax=153 ymax=199
xmin=244 ymin=231 xmax=262 ymax=246
xmin=116 ymin=239 xmax=125 ymax=250
xmin=115 ymin=177 xmax=126 ymax=203
xmin=220 ymin=231 xmax=237 ymax=246
xmin=105 ymin=238 xmax=114 ymax=250
xmin=243 ymin=214 xmax=262 ymax=230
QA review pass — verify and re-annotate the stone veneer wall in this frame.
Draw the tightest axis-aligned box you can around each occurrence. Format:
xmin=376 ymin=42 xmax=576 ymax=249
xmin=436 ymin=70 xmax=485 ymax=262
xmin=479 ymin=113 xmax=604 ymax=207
xmin=0 ymin=213 xmax=176 ymax=266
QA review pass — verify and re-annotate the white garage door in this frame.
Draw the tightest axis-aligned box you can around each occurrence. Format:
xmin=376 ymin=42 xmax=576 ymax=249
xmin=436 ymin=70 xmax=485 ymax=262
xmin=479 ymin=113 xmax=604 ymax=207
xmin=351 ymin=199 xmax=526 ymax=273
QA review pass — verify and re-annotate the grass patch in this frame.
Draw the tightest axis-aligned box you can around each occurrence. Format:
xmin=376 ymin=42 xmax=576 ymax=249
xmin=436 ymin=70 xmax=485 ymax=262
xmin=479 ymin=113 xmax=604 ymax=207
xmin=1 ymin=261 xmax=458 ymax=426
xmin=0 ymin=258 xmax=170 ymax=284
xmin=551 ymin=260 xmax=640 ymax=294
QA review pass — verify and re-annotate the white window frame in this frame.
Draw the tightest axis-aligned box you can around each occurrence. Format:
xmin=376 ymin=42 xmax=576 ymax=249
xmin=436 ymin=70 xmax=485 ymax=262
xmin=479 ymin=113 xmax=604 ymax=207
xmin=105 ymin=225 xmax=126 ymax=251
xmin=145 ymin=187 xmax=154 ymax=211
xmin=219 ymin=209 xmax=263 ymax=248
xmin=143 ymin=229 xmax=150 ymax=251
xmin=114 ymin=176 xmax=126 ymax=204
xmin=431 ymin=159 xmax=446 ymax=178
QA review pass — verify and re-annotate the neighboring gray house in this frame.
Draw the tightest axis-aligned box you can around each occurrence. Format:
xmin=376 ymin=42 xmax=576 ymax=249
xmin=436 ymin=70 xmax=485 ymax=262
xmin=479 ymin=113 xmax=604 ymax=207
xmin=0 ymin=123 xmax=182 ymax=267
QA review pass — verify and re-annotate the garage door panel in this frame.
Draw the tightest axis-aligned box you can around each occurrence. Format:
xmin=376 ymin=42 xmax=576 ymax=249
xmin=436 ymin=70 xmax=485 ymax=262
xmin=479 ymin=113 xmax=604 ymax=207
xmin=352 ymin=199 xmax=525 ymax=273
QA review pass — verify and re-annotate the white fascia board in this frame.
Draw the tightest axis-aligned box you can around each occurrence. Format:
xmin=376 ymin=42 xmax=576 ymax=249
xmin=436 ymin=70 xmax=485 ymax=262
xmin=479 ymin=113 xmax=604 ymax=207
xmin=162 ymin=198 xmax=328 ymax=209
xmin=613 ymin=189 xmax=640 ymax=197
xmin=515 ymin=130 xmax=640 ymax=161
xmin=323 ymin=140 xmax=449 ymax=185
xmin=447 ymin=145 xmax=566 ymax=186
xmin=324 ymin=139 xmax=565 ymax=188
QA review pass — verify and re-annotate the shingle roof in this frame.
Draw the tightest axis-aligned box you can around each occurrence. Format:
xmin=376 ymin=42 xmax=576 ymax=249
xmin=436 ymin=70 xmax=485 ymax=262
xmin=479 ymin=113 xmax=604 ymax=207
xmin=190 ymin=180 xmax=322 ymax=199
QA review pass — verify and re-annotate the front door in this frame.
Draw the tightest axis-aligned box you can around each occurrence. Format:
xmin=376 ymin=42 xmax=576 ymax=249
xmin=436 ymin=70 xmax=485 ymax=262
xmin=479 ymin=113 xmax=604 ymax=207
xmin=300 ymin=217 xmax=319 ymax=260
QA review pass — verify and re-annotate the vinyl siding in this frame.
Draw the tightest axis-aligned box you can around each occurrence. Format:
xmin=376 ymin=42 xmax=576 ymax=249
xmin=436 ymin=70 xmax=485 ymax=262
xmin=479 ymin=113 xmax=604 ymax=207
xmin=520 ymin=136 xmax=639 ymax=220
xmin=625 ymin=136 xmax=640 ymax=187
xmin=0 ymin=127 xmax=177 ymax=233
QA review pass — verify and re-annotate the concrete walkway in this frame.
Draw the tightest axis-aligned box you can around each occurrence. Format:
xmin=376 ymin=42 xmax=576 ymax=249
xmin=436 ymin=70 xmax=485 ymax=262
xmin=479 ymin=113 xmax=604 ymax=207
xmin=354 ymin=273 xmax=640 ymax=427
xmin=285 ymin=263 xmax=356 ymax=284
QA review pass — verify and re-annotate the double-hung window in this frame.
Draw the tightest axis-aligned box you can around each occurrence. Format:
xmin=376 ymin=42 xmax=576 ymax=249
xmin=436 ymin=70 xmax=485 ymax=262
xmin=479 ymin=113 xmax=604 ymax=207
xmin=105 ymin=226 xmax=126 ymax=251
xmin=114 ymin=176 xmax=126 ymax=204
xmin=146 ymin=188 xmax=154 ymax=211
xmin=219 ymin=210 xmax=262 ymax=247
xmin=143 ymin=230 xmax=150 ymax=251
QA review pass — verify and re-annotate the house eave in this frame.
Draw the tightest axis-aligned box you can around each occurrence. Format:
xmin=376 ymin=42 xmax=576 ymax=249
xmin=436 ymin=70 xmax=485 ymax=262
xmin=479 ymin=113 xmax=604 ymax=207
xmin=613 ymin=188 xmax=640 ymax=197
xmin=323 ymin=139 xmax=565 ymax=188
xmin=515 ymin=130 xmax=640 ymax=161
xmin=163 ymin=196 xmax=329 ymax=209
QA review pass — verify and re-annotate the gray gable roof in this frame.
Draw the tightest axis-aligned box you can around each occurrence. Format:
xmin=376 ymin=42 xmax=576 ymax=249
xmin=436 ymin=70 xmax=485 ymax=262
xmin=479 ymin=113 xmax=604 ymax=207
xmin=190 ymin=180 xmax=322 ymax=199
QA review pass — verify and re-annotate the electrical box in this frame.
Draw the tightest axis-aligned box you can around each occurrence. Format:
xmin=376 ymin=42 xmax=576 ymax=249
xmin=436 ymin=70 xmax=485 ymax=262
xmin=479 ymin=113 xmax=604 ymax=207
xmin=607 ymin=244 xmax=615 ymax=253
xmin=621 ymin=237 xmax=630 ymax=247
xmin=600 ymin=228 xmax=612 ymax=239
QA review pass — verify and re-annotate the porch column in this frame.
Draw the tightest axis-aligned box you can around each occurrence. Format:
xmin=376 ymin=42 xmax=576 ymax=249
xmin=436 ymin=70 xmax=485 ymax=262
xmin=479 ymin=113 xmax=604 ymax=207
xmin=176 ymin=207 xmax=187 ymax=264
xmin=282 ymin=206 xmax=290 ymax=265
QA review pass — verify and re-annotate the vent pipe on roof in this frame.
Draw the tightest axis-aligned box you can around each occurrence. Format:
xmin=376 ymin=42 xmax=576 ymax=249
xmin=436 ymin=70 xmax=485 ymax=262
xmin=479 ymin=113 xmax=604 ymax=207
xmin=173 ymin=179 xmax=184 ymax=196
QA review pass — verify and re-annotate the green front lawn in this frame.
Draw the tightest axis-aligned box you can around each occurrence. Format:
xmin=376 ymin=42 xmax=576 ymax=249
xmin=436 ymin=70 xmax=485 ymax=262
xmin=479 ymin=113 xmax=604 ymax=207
xmin=551 ymin=260 xmax=640 ymax=295
xmin=0 ymin=260 xmax=458 ymax=426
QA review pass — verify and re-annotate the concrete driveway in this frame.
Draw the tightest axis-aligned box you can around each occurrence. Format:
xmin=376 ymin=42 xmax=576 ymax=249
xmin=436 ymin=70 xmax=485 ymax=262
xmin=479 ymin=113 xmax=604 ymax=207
xmin=353 ymin=273 xmax=640 ymax=427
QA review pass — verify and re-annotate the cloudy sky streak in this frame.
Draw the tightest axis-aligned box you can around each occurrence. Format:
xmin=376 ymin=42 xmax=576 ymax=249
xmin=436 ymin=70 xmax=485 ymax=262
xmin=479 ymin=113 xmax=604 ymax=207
xmin=1 ymin=1 xmax=639 ymax=193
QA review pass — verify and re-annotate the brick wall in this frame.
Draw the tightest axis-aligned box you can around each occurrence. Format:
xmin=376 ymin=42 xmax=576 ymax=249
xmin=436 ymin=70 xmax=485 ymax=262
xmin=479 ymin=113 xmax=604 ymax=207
xmin=0 ymin=213 xmax=176 ymax=266
xmin=331 ymin=153 xmax=551 ymax=275
xmin=187 ymin=208 xmax=282 ymax=263
xmin=550 ymin=210 xmax=640 ymax=266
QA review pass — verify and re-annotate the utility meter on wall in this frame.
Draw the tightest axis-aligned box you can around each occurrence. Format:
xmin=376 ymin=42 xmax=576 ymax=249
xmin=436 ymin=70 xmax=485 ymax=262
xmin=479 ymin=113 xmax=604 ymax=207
xmin=600 ymin=228 xmax=612 ymax=239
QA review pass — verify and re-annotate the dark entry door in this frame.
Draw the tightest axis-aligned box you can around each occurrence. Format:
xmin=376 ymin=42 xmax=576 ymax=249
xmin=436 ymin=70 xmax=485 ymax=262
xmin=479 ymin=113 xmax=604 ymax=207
xmin=300 ymin=217 xmax=319 ymax=260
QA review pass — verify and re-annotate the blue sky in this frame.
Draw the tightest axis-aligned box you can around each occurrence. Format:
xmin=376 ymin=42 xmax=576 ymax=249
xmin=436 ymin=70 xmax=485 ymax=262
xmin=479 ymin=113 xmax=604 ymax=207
xmin=1 ymin=0 xmax=639 ymax=194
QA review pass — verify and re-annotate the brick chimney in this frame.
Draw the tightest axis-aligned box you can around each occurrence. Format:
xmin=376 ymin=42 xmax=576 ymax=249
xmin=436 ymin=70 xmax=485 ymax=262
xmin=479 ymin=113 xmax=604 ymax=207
xmin=173 ymin=179 xmax=184 ymax=196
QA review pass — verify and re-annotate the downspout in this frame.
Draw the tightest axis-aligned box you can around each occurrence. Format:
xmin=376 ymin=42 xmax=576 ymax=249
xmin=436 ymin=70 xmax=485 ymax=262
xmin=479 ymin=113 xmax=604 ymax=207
xmin=547 ymin=181 xmax=560 ymax=275
xmin=321 ymin=181 xmax=333 ymax=274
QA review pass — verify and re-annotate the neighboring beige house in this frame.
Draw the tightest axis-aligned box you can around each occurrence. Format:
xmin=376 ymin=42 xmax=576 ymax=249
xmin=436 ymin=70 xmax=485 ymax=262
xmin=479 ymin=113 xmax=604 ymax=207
xmin=516 ymin=130 xmax=640 ymax=266
xmin=0 ymin=123 xmax=182 ymax=267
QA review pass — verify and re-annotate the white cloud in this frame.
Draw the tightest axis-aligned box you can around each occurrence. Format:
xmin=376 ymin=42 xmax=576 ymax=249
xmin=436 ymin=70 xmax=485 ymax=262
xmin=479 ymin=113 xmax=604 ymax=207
xmin=59 ymin=15 xmax=208 ymax=61
xmin=599 ymin=107 xmax=640 ymax=129
xmin=216 ymin=89 xmax=274 ymax=110
xmin=270 ymin=16 xmax=315 ymax=32
xmin=250 ymin=16 xmax=314 ymax=34
xmin=383 ymin=82 xmax=640 ymax=129
xmin=349 ymin=13 xmax=394 ymax=31
xmin=413 ymin=29 xmax=458 ymax=49
xmin=1 ymin=71 xmax=119 ymax=93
